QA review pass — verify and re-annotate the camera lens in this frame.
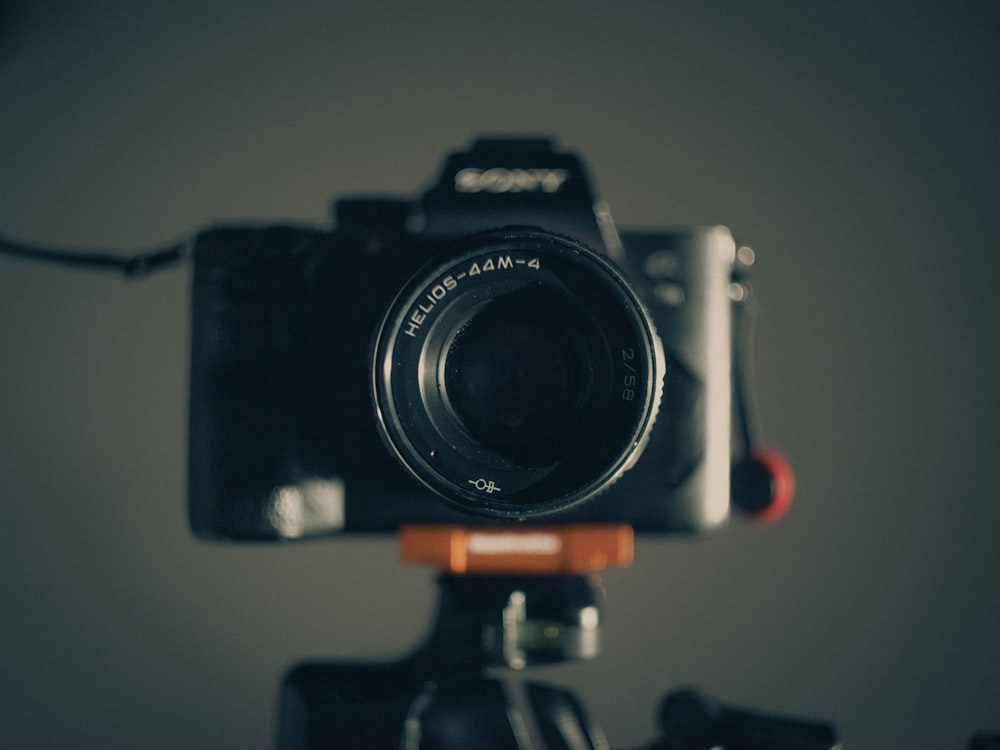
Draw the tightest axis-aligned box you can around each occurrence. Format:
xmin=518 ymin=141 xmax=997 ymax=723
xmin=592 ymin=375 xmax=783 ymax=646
xmin=373 ymin=229 xmax=663 ymax=518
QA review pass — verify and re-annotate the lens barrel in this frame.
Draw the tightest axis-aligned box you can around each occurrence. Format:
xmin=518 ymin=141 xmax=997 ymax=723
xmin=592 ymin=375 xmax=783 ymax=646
xmin=373 ymin=229 xmax=663 ymax=518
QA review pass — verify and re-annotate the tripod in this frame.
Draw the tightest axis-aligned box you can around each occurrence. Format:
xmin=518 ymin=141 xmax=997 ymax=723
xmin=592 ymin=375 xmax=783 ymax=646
xmin=276 ymin=526 xmax=839 ymax=750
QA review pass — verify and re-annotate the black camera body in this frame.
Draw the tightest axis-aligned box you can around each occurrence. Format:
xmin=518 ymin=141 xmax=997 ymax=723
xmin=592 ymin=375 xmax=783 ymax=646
xmin=188 ymin=138 xmax=736 ymax=539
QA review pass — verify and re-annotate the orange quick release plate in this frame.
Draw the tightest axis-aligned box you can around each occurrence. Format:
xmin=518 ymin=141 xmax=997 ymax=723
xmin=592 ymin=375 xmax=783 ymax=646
xmin=399 ymin=524 xmax=634 ymax=574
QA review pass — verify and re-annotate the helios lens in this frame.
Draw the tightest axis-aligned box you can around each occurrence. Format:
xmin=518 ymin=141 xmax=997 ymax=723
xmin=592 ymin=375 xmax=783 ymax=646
xmin=372 ymin=229 xmax=663 ymax=518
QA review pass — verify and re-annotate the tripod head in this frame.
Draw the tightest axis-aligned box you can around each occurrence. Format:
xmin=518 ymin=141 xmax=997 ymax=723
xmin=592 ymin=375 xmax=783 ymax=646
xmin=279 ymin=525 xmax=628 ymax=749
xmin=400 ymin=524 xmax=632 ymax=673
xmin=278 ymin=526 xmax=839 ymax=750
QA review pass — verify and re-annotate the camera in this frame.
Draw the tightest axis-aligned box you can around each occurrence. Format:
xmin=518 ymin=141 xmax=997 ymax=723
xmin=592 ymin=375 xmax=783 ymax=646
xmin=188 ymin=138 xmax=736 ymax=539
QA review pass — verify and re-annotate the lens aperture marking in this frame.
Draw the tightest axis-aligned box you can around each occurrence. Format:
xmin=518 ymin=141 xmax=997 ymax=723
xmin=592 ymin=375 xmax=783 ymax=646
xmin=621 ymin=347 xmax=638 ymax=401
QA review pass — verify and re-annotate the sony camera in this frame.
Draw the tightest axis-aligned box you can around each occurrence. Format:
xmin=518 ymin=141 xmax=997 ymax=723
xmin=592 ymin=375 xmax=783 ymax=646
xmin=188 ymin=138 xmax=737 ymax=539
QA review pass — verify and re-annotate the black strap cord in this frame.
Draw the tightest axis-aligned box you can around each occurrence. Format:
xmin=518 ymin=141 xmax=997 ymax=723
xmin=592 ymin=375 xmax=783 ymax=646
xmin=0 ymin=234 xmax=190 ymax=279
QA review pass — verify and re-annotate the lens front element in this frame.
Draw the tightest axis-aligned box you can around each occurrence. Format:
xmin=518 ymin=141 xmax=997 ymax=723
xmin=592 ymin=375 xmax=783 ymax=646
xmin=444 ymin=287 xmax=601 ymax=469
xmin=373 ymin=230 xmax=662 ymax=518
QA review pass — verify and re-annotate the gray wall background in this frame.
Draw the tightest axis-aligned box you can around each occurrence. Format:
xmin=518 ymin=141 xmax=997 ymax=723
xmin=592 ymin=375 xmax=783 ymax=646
xmin=1 ymin=2 xmax=998 ymax=748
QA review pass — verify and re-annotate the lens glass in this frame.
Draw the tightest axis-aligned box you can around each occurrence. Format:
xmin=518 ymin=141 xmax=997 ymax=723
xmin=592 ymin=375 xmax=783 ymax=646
xmin=443 ymin=289 xmax=595 ymax=467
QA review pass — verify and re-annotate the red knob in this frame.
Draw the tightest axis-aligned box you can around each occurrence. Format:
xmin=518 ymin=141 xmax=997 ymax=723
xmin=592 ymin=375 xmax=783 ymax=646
xmin=731 ymin=450 xmax=795 ymax=523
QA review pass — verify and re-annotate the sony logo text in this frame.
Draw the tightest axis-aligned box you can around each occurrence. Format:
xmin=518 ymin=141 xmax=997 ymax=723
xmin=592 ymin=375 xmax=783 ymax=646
xmin=454 ymin=167 xmax=570 ymax=194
